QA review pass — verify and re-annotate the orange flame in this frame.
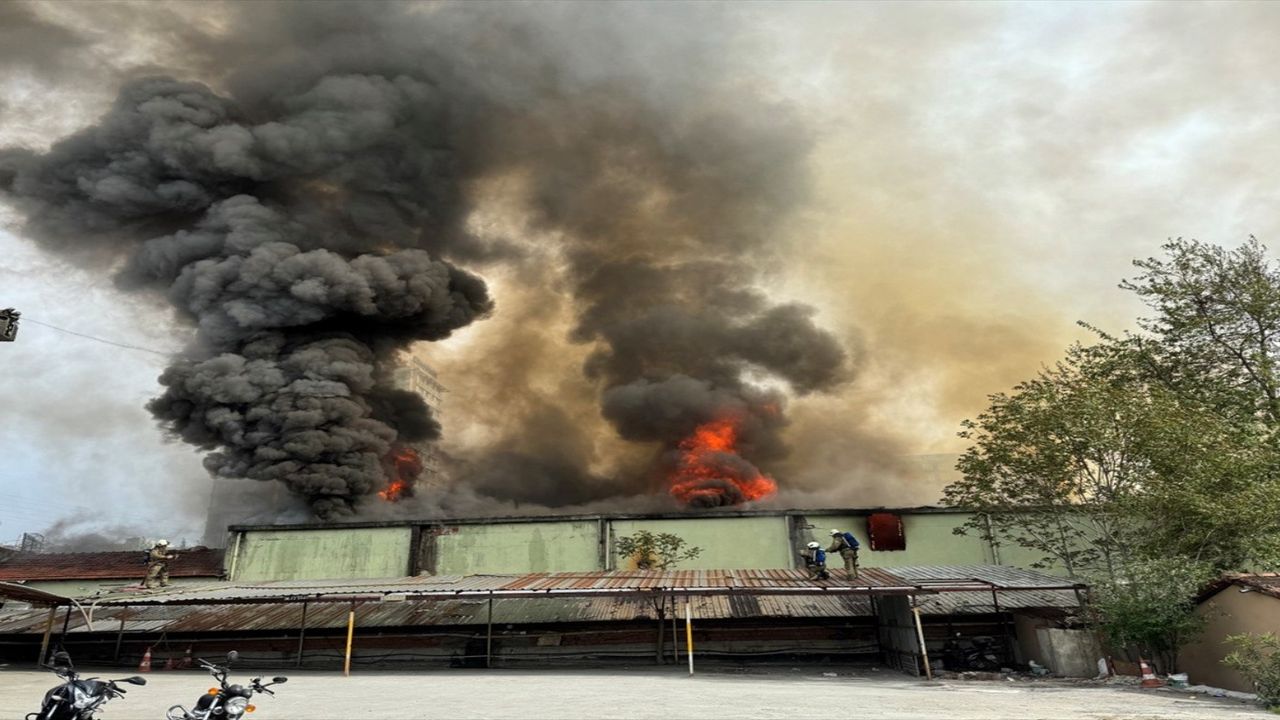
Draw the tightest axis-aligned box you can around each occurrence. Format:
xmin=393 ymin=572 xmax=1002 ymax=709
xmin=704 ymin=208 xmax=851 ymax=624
xmin=668 ymin=416 xmax=777 ymax=507
xmin=378 ymin=446 xmax=422 ymax=502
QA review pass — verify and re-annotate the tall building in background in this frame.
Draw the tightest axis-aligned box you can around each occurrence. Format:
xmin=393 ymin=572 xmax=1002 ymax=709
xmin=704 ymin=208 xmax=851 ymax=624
xmin=392 ymin=354 xmax=447 ymax=488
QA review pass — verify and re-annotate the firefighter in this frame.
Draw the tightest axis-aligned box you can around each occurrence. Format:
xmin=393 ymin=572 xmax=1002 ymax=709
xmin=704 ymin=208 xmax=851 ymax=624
xmin=144 ymin=539 xmax=178 ymax=589
xmin=828 ymin=529 xmax=860 ymax=579
xmin=801 ymin=541 xmax=829 ymax=581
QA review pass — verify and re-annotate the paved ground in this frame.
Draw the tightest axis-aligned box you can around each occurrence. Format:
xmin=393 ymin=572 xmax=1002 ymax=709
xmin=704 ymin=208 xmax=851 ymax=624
xmin=0 ymin=666 xmax=1268 ymax=719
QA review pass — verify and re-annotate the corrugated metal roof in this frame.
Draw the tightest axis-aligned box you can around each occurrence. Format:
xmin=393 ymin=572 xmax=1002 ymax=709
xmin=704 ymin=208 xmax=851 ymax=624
xmin=91 ymin=568 xmax=923 ymax=606
xmin=0 ymin=567 xmax=1084 ymax=635
xmin=891 ymin=565 xmax=1084 ymax=591
xmin=0 ymin=549 xmax=225 ymax=581
xmin=1199 ymin=573 xmax=1280 ymax=602
xmin=0 ymin=589 xmax=1082 ymax=636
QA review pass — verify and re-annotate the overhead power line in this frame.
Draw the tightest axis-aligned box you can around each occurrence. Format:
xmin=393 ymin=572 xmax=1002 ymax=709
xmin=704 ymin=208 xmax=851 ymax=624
xmin=21 ymin=317 xmax=170 ymax=356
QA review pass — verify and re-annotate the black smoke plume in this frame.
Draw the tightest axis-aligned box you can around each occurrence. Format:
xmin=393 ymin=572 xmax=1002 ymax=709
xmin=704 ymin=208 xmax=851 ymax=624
xmin=0 ymin=2 xmax=851 ymax=516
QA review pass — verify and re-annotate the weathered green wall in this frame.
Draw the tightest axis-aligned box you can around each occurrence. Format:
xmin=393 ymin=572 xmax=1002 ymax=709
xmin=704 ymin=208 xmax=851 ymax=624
xmin=232 ymin=527 xmax=411 ymax=581
xmin=804 ymin=513 xmax=995 ymax=567
xmin=434 ymin=521 xmax=600 ymax=575
xmin=609 ymin=516 xmax=792 ymax=570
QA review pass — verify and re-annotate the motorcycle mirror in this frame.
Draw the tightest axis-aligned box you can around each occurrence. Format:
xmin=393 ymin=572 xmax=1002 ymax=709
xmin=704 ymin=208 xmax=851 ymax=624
xmin=272 ymin=677 xmax=288 ymax=684
xmin=225 ymin=650 xmax=239 ymax=663
xmin=125 ymin=676 xmax=147 ymax=686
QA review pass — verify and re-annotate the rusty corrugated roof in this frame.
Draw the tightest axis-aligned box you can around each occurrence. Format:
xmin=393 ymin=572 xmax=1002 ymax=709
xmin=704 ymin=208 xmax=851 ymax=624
xmin=0 ymin=549 xmax=225 ymax=581
xmin=88 ymin=568 xmax=923 ymax=606
xmin=1199 ymin=573 xmax=1280 ymax=602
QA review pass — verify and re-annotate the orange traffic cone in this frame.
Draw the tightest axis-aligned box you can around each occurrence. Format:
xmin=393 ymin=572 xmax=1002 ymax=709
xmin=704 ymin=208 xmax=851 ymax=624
xmin=138 ymin=646 xmax=152 ymax=673
xmin=1139 ymin=658 xmax=1163 ymax=688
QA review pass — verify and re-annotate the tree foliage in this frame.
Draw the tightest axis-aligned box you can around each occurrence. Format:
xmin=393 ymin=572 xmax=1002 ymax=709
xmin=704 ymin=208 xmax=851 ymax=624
xmin=946 ymin=237 xmax=1280 ymax=668
xmin=1223 ymin=633 xmax=1280 ymax=709
xmin=614 ymin=530 xmax=702 ymax=570
xmin=1087 ymin=558 xmax=1210 ymax=674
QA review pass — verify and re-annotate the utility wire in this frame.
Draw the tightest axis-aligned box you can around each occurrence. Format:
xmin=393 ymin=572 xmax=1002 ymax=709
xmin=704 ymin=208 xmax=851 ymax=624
xmin=20 ymin=317 xmax=170 ymax=357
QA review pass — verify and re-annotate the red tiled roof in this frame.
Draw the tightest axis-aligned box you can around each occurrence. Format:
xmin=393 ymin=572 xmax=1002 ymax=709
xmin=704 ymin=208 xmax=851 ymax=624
xmin=0 ymin=548 xmax=225 ymax=581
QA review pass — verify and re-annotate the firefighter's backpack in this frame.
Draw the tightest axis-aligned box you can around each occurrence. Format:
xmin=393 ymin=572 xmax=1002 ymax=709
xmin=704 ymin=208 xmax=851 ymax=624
xmin=842 ymin=532 xmax=860 ymax=550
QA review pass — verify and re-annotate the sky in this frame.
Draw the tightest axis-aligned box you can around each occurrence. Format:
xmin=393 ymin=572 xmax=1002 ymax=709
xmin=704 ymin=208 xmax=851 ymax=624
xmin=2 ymin=1 xmax=1279 ymax=544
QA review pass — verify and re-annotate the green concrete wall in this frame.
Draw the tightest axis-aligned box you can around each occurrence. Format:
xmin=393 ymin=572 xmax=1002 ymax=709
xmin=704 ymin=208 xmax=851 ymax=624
xmin=804 ymin=513 xmax=995 ymax=567
xmin=609 ymin=516 xmax=792 ymax=570
xmin=434 ymin=521 xmax=600 ymax=575
xmin=232 ymin=527 xmax=412 ymax=581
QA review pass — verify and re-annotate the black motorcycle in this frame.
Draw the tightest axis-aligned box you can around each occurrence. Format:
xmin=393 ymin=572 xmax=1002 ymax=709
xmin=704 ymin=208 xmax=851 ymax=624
xmin=26 ymin=650 xmax=147 ymax=720
xmin=942 ymin=633 xmax=1002 ymax=672
xmin=166 ymin=651 xmax=287 ymax=720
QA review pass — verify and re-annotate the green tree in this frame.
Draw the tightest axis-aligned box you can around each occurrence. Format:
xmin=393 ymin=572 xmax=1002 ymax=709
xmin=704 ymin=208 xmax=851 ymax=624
xmin=1223 ymin=633 xmax=1280 ymax=709
xmin=946 ymin=238 xmax=1280 ymax=669
xmin=614 ymin=530 xmax=702 ymax=570
xmin=944 ymin=343 xmax=1148 ymax=577
xmin=1088 ymin=558 xmax=1211 ymax=674
xmin=613 ymin=530 xmax=703 ymax=664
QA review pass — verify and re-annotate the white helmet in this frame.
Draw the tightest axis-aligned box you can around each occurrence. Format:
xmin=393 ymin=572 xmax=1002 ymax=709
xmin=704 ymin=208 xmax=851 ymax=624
xmin=830 ymin=529 xmax=841 ymax=536
xmin=156 ymin=539 xmax=169 ymax=546
xmin=806 ymin=541 xmax=820 ymax=549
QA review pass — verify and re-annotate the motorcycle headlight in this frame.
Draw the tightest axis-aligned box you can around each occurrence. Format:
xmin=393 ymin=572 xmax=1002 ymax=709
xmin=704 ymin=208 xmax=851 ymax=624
xmin=73 ymin=687 xmax=96 ymax=709
xmin=225 ymin=696 xmax=249 ymax=717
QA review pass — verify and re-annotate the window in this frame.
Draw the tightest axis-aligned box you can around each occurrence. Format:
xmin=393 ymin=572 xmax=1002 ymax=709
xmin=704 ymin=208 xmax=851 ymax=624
xmin=867 ymin=513 xmax=906 ymax=551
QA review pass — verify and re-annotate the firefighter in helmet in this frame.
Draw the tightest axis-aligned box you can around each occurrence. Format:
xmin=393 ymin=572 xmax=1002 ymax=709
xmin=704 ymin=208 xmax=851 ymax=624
xmin=144 ymin=539 xmax=178 ymax=589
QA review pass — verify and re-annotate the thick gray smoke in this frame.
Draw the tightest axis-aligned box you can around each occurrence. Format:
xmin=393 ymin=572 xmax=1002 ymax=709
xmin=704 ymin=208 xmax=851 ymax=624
xmin=1 ymin=2 xmax=851 ymax=516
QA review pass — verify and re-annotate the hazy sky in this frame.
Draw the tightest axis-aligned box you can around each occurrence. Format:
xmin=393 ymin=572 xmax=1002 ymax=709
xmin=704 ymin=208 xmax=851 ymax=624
xmin=2 ymin=1 xmax=1278 ymax=543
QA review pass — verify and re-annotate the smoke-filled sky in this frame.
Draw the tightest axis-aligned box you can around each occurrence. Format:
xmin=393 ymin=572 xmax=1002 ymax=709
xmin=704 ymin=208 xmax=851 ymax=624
xmin=2 ymin=1 xmax=1279 ymax=543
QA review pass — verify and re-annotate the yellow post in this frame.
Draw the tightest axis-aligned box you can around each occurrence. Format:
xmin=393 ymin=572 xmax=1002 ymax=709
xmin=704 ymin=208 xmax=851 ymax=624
xmin=343 ymin=602 xmax=356 ymax=677
xmin=685 ymin=599 xmax=694 ymax=676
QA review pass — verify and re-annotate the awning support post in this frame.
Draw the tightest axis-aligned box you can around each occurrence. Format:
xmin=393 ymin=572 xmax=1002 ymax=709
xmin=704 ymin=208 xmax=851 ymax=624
xmin=671 ymin=594 xmax=679 ymax=663
xmin=911 ymin=598 xmax=932 ymax=680
xmin=58 ymin=606 xmax=72 ymax=649
xmin=113 ymin=614 xmax=127 ymax=662
xmin=343 ymin=601 xmax=356 ymax=677
xmin=36 ymin=605 xmax=57 ymax=667
xmin=295 ymin=601 xmax=308 ymax=668
xmin=685 ymin=598 xmax=694 ymax=676
xmin=486 ymin=591 xmax=494 ymax=669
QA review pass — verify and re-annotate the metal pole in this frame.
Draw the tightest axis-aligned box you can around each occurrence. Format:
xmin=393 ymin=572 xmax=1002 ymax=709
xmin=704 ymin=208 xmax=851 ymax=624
xmin=991 ymin=587 xmax=1011 ymax=664
xmin=36 ymin=605 xmax=57 ymax=667
xmin=54 ymin=606 xmax=72 ymax=658
xmin=671 ymin=594 xmax=679 ymax=663
xmin=295 ymin=602 xmax=308 ymax=668
xmin=685 ymin=599 xmax=694 ymax=676
xmin=113 ymin=615 xmax=127 ymax=662
xmin=486 ymin=592 xmax=494 ymax=669
xmin=343 ymin=602 xmax=356 ymax=677
xmin=911 ymin=601 xmax=932 ymax=680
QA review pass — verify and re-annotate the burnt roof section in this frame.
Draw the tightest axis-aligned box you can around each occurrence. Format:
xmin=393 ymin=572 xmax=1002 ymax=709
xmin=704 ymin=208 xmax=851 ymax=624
xmin=0 ymin=548 xmax=225 ymax=581
xmin=1199 ymin=573 xmax=1280 ymax=603
xmin=226 ymin=505 xmax=972 ymax=533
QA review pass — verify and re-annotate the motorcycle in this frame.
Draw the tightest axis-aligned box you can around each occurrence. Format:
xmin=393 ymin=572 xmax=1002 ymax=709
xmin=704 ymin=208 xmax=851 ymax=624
xmin=25 ymin=650 xmax=147 ymax=720
xmin=942 ymin=633 xmax=1002 ymax=672
xmin=166 ymin=651 xmax=287 ymax=720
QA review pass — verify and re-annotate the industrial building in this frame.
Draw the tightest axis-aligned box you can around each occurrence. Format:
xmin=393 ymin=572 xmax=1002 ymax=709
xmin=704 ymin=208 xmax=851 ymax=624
xmin=218 ymin=506 xmax=1059 ymax=581
xmin=0 ymin=506 xmax=1097 ymax=677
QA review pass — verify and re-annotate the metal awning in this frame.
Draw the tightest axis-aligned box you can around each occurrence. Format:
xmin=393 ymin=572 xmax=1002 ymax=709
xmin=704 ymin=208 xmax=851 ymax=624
xmin=0 ymin=581 xmax=72 ymax=606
